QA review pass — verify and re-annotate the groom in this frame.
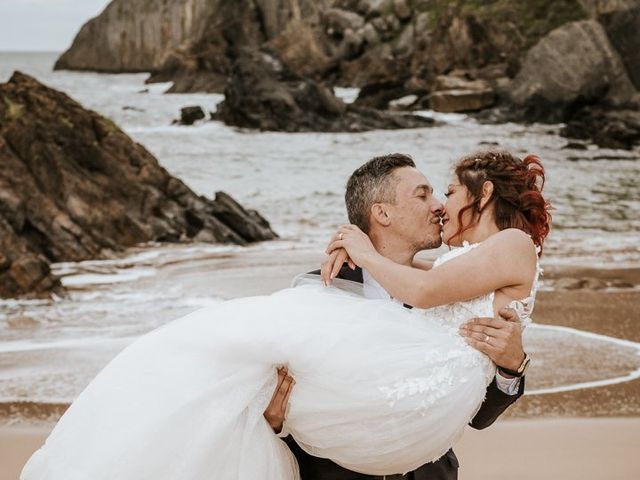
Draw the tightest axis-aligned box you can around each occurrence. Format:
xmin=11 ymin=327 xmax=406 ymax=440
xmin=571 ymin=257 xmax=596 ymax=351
xmin=265 ymin=154 xmax=529 ymax=480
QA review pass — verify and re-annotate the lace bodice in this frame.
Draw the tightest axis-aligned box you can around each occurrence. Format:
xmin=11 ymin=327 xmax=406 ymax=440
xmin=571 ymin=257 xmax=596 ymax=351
xmin=378 ymin=242 xmax=541 ymax=415
xmin=428 ymin=241 xmax=541 ymax=328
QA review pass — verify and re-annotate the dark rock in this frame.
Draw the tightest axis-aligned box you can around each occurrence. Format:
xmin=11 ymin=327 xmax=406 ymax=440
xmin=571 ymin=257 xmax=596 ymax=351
xmin=209 ymin=192 xmax=276 ymax=243
xmin=600 ymin=6 xmax=640 ymax=90
xmin=560 ymin=107 xmax=640 ymax=150
xmin=178 ymin=106 xmax=206 ymax=125
xmin=562 ymin=141 xmax=589 ymax=150
xmin=213 ymin=50 xmax=434 ymax=132
xmin=509 ymin=20 xmax=636 ymax=122
xmin=354 ymin=80 xmax=411 ymax=109
xmin=0 ymin=72 xmax=277 ymax=298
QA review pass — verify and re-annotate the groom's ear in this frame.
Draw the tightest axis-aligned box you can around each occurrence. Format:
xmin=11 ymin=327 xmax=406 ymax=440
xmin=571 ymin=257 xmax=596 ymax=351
xmin=370 ymin=203 xmax=391 ymax=227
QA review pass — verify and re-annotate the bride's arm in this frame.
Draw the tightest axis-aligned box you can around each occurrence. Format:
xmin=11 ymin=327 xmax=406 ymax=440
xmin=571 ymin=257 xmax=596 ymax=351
xmin=412 ymin=258 xmax=433 ymax=271
xmin=328 ymin=227 xmax=537 ymax=309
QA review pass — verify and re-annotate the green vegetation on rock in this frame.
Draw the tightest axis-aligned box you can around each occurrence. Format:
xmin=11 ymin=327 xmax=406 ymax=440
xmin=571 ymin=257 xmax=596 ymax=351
xmin=3 ymin=96 xmax=24 ymax=121
xmin=422 ymin=0 xmax=587 ymax=53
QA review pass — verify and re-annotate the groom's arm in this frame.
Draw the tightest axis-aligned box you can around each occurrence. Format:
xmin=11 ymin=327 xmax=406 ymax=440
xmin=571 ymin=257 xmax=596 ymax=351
xmin=469 ymin=376 xmax=525 ymax=429
xmin=460 ymin=309 xmax=527 ymax=429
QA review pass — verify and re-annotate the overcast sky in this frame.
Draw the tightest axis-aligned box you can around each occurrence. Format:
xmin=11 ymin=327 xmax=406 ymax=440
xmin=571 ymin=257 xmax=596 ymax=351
xmin=0 ymin=0 xmax=112 ymax=51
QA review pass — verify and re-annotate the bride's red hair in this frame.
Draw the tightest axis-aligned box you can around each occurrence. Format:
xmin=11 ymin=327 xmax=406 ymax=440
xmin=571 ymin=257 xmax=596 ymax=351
xmin=451 ymin=151 xmax=552 ymax=255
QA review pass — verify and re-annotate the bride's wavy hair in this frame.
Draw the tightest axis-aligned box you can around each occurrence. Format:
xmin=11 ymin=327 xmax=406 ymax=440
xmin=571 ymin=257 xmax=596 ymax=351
xmin=451 ymin=150 xmax=552 ymax=255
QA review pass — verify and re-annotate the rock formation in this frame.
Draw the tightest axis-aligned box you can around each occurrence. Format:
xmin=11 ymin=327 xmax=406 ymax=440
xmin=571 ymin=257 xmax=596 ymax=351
xmin=428 ymin=75 xmax=495 ymax=113
xmin=56 ymin=0 xmax=216 ymax=73
xmin=0 ymin=72 xmax=277 ymax=298
xmin=57 ymin=0 xmax=588 ymax=94
xmin=176 ymin=106 xmax=206 ymax=125
xmin=508 ymin=20 xmax=637 ymax=121
xmin=561 ymin=107 xmax=640 ymax=149
xmin=212 ymin=50 xmax=434 ymax=132
xmin=599 ymin=6 xmax=640 ymax=90
xmin=55 ymin=0 xmax=640 ymax=145
xmin=56 ymin=0 xmax=329 ymax=92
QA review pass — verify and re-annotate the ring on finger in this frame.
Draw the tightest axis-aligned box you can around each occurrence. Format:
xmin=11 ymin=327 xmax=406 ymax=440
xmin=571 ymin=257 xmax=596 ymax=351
xmin=484 ymin=334 xmax=490 ymax=344
xmin=339 ymin=233 xmax=343 ymax=240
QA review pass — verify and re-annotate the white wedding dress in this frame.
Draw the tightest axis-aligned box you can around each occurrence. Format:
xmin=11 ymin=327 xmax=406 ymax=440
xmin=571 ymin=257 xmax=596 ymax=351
xmin=22 ymin=243 xmax=538 ymax=479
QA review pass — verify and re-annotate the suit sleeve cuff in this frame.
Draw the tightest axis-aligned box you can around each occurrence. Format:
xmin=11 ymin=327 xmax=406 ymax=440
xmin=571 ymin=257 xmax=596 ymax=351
xmin=495 ymin=371 xmax=522 ymax=395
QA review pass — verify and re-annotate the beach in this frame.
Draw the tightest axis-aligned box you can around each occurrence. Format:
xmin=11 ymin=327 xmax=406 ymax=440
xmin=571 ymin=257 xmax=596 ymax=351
xmin=2 ymin=248 xmax=639 ymax=478
xmin=1 ymin=49 xmax=639 ymax=479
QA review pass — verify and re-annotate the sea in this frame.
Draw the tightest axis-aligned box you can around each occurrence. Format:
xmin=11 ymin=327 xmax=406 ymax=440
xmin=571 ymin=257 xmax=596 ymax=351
xmin=1 ymin=52 xmax=639 ymax=420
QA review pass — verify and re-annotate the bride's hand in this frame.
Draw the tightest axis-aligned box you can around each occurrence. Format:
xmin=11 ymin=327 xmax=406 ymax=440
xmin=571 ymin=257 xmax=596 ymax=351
xmin=321 ymin=248 xmax=355 ymax=285
xmin=326 ymin=225 xmax=378 ymax=270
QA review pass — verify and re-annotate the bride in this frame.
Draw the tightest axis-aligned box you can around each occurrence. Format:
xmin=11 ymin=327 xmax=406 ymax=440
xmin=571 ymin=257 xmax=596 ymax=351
xmin=22 ymin=150 xmax=551 ymax=480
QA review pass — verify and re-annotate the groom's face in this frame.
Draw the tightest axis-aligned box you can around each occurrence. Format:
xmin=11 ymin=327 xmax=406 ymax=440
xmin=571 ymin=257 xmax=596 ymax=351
xmin=385 ymin=167 xmax=443 ymax=250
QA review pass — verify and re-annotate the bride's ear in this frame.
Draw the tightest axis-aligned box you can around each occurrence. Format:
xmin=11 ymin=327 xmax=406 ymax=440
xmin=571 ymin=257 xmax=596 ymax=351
xmin=370 ymin=204 xmax=391 ymax=227
xmin=479 ymin=181 xmax=494 ymax=211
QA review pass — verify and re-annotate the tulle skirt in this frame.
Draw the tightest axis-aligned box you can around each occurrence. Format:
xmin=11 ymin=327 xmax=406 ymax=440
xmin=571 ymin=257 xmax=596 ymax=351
xmin=22 ymin=281 xmax=495 ymax=479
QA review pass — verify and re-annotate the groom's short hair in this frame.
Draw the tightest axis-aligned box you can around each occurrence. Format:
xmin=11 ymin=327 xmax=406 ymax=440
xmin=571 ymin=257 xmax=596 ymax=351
xmin=346 ymin=153 xmax=416 ymax=232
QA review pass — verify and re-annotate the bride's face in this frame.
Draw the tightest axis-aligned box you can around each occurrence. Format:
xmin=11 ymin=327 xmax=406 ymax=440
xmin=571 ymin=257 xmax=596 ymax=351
xmin=442 ymin=176 xmax=474 ymax=246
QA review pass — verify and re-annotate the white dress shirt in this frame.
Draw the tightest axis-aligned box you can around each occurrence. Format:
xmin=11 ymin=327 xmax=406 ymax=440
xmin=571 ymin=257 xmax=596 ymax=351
xmin=362 ymin=269 xmax=521 ymax=395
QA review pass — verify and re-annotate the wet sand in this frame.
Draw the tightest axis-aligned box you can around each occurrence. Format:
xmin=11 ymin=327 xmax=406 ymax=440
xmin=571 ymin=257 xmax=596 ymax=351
xmin=509 ymin=285 xmax=640 ymax=418
xmin=2 ymin=248 xmax=639 ymax=477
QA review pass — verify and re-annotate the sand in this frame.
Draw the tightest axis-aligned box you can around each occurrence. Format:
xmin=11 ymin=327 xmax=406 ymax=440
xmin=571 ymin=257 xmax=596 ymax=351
xmin=3 ymin=418 xmax=639 ymax=480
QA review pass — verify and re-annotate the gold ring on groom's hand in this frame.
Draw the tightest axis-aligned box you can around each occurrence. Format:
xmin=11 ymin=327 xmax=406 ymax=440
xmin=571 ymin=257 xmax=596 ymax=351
xmin=485 ymin=335 xmax=490 ymax=344
xmin=339 ymin=233 xmax=343 ymax=240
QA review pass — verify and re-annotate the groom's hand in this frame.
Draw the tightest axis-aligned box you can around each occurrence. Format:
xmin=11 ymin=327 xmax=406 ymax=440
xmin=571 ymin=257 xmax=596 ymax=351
xmin=263 ymin=367 xmax=295 ymax=434
xmin=459 ymin=308 xmax=526 ymax=376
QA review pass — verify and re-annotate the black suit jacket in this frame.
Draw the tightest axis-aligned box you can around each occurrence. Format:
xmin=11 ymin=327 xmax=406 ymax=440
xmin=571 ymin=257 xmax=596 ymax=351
xmin=285 ymin=265 xmax=525 ymax=480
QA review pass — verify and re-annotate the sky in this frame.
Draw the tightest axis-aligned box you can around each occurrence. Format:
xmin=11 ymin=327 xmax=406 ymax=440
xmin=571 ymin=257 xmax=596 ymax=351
xmin=0 ymin=0 xmax=112 ymax=51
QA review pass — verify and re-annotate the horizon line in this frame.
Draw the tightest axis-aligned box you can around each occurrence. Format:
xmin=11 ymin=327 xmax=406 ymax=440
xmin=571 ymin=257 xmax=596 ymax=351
xmin=0 ymin=50 xmax=63 ymax=53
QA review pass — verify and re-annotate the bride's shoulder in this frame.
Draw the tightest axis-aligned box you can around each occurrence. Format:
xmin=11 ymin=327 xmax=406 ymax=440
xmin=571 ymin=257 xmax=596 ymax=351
xmin=483 ymin=228 xmax=538 ymax=262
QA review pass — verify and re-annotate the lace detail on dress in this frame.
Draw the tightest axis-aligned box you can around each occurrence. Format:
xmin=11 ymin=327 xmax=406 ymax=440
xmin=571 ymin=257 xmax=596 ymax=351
xmin=377 ymin=241 xmax=541 ymax=412
xmin=507 ymin=245 xmax=542 ymax=329
xmin=378 ymin=242 xmax=496 ymax=415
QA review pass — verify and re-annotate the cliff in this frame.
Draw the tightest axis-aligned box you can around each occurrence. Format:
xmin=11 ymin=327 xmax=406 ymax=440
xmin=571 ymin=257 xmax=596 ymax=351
xmin=55 ymin=0 xmax=327 ymax=90
xmin=56 ymin=0 xmax=640 ymax=146
xmin=55 ymin=0 xmax=216 ymax=73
